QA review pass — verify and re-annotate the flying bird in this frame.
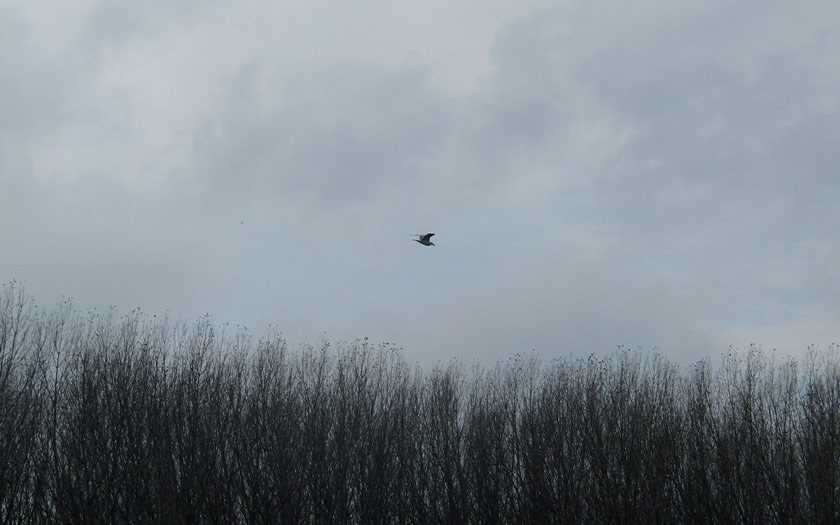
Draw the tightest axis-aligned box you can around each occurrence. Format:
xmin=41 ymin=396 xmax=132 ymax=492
xmin=413 ymin=233 xmax=435 ymax=246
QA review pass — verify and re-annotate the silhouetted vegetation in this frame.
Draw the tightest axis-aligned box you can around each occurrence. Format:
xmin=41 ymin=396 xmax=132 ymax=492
xmin=1 ymin=282 xmax=838 ymax=523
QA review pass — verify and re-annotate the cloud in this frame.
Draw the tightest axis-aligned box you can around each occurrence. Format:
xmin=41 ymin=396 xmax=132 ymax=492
xmin=2 ymin=1 xmax=838 ymax=365
xmin=190 ymin=63 xmax=453 ymax=216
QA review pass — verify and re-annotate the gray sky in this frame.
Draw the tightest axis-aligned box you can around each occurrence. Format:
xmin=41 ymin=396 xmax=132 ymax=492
xmin=3 ymin=1 xmax=839 ymax=365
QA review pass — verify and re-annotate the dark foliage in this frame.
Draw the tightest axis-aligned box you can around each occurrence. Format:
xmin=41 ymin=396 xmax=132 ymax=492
xmin=1 ymin=282 xmax=838 ymax=523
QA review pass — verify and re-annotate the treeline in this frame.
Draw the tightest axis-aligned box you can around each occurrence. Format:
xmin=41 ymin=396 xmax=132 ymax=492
xmin=1 ymin=283 xmax=839 ymax=523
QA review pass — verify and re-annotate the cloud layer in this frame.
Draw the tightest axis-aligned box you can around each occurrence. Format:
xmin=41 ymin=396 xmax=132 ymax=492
xmin=3 ymin=1 xmax=838 ymax=365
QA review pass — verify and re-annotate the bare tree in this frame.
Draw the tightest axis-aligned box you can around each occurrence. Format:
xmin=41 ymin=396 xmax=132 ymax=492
xmin=0 ymin=283 xmax=47 ymax=523
xmin=801 ymin=346 xmax=840 ymax=523
xmin=2 ymin=282 xmax=840 ymax=523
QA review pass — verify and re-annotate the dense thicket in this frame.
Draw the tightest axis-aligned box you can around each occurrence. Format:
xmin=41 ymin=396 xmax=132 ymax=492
xmin=1 ymin=282 xmax=838 ymax=523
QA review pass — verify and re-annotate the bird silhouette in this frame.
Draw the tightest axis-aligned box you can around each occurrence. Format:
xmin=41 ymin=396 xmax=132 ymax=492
xmin=413 ymin=233 xmax=435 ymax=246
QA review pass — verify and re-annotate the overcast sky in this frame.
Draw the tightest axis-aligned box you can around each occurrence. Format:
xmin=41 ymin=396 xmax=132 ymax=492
xmin=2 ymin=1 xmax=838 ymax=366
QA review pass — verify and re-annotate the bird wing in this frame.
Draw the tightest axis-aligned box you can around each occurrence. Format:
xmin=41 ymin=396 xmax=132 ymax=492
xmin=421 ymin=233 xmax=435 ymax=242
